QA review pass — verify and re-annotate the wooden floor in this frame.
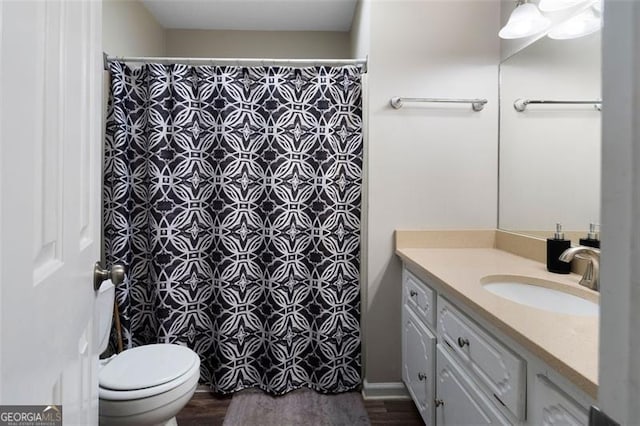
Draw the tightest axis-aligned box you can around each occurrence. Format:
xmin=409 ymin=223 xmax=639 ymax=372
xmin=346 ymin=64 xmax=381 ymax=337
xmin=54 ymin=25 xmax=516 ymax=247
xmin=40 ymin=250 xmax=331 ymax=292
xmin=176 ymin=392 xmax=232 ymax=426
xmin=363 ymin=399 xmax=424 ymax=425
xmin=176 ymin=391 xmax=423 ymax=426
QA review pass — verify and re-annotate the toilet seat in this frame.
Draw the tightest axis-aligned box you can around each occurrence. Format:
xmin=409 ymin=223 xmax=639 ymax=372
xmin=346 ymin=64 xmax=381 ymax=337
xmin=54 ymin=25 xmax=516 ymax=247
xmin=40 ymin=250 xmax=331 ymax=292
xmin=99 ymin=344 xmax=200 ymax=401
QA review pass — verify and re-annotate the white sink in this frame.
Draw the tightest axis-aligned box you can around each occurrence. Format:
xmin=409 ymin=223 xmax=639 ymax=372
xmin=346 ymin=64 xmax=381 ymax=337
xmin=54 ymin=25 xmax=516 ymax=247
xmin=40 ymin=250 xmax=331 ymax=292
xmin=481 ymin=275 xmax=599 ymax=317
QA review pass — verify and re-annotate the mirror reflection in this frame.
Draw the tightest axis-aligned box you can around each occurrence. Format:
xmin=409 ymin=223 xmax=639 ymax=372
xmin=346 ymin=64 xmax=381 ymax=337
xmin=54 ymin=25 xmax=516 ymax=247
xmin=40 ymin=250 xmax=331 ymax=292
xmin=499 ymin=32 xmax=601 ymax=244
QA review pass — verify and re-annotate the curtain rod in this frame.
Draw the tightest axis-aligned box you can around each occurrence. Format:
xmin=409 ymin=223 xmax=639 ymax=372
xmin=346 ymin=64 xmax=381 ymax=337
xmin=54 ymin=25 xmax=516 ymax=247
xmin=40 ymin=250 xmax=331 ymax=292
xmin=103 ymin=53 xmax=367 ymax=73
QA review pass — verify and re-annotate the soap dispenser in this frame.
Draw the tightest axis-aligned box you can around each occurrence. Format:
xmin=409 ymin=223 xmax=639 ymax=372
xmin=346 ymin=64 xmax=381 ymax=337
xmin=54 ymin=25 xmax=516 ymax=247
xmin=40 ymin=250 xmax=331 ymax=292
xmin=547 ymin=223 xmax=571 ymax=274
xmin=579 ymin=223 xmax=601 ymax=249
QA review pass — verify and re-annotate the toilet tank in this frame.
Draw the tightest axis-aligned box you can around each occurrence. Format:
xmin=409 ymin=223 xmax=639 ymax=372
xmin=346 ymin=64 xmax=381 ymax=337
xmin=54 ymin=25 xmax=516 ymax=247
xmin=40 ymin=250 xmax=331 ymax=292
xmin=96 ymin=280 xmax=115 ymax=354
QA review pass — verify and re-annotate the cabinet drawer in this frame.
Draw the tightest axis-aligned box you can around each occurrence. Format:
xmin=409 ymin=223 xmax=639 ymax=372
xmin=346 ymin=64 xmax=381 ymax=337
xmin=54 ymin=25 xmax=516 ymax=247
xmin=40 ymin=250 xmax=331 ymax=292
xmin=402 ymin=305 xmax=436 ymax=425
xmin=530 ymin=375 xmax=588 ymax=426
xmin=437 ymin=297 xmax=526 ymax=420
xmin=436 ymin=345 xmax=511 ymax=426
xmin=403 ymin=268 xmax=436 ymax=328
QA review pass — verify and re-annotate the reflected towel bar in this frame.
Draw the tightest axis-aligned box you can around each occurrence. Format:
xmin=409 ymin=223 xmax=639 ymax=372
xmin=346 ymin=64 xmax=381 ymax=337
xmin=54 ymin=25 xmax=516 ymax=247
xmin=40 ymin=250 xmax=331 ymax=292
xmin=390 ymin=96 xmax=488 ymax=112
xmin=514 ymin=98 xmax=602 ymax=112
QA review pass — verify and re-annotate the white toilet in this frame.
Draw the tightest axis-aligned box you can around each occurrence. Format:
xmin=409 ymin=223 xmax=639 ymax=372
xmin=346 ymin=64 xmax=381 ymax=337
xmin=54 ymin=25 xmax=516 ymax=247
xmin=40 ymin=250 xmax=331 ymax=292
xmin=96 ymin=281 xmax=201 ymax=425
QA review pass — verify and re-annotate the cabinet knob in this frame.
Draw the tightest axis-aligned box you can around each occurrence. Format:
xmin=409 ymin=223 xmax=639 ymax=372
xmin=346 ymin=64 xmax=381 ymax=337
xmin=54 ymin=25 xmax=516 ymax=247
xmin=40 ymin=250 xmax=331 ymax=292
xmin=409 ymin=290 xmax=418 ymax=297
xmin=418 ymin=372 xmax=427 ymax=381
xmin=435 ymin=399 xmax=445 ymax=407
xmin=457 ymin=337 xmax=470 ymax=348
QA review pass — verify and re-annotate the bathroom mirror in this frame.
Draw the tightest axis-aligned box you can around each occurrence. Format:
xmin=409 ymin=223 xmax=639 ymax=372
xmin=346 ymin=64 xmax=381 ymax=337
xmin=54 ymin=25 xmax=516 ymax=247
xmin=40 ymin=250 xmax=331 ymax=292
xmin=498 ymin=32 xmax=601 ymax=243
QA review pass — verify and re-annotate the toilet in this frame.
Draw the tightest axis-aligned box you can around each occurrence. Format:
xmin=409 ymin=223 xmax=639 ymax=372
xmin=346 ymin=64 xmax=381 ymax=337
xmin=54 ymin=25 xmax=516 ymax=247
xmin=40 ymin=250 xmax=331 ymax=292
xmin=96 ymin=281 xmax=201 ymax=425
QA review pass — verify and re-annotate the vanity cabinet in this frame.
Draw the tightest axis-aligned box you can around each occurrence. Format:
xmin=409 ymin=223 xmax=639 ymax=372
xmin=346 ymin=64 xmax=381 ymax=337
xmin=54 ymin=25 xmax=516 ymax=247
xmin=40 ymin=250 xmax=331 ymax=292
xmin=402 ymin=269 xmax=506 ymax=425
xmin=401 ymin=265 xmax=592 ymax=426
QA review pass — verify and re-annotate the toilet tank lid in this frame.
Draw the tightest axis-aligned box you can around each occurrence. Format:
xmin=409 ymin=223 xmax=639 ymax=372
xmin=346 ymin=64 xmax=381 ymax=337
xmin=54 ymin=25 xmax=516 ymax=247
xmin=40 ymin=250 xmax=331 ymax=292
xmin=99 ymin=344 xmax=198 ymax=391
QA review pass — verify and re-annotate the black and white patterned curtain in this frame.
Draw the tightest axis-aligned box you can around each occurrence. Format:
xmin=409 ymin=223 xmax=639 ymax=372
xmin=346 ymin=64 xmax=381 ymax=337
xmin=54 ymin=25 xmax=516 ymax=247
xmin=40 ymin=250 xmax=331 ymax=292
xmin=103 ymin=62 xmax=363 ymax=394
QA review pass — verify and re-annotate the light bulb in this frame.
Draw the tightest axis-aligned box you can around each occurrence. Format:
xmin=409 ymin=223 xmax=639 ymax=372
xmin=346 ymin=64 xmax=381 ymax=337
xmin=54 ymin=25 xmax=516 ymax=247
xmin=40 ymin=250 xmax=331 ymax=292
xmin=548 ymin=8 xmax=602 ymax=39
xmin=499 ymin=3 xmax=551 ymax=39
xmin=593 ymin=0 xmax=603 ymax=14
xmin=538 ymin=0 xmax=593 ymax=13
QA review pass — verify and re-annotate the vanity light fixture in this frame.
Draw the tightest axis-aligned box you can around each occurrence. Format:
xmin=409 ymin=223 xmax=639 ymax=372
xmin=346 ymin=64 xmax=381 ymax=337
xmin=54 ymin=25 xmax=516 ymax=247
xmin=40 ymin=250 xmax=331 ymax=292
xmin=592 ymin=0 xmax=603 ymax=14
xmin=499 ymin=0 xmax=551 ymax=39
xmin=547 ymin=8 xmax=602 ymax=39
xmin=538 ymin=0 xmax=593 ymax=13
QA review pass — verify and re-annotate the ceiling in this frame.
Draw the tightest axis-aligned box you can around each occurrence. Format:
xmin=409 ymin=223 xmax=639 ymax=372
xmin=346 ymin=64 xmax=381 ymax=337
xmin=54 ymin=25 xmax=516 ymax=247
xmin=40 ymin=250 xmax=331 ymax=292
xmin=141 ymin=0 xmax=358 ymax=32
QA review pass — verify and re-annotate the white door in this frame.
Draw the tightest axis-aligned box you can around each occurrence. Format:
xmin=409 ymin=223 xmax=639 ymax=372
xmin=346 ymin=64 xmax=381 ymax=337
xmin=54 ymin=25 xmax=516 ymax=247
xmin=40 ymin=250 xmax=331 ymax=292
xmin=0 ymin=0 xmax=103 ymax=424
xmin=599 ymin=1 xmax=640 ymax=424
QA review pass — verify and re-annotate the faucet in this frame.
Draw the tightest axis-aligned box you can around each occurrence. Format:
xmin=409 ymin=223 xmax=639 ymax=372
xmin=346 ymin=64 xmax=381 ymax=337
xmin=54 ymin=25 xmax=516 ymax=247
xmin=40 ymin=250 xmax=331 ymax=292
xmin=559 ymin=246 xmax=600 ymax=291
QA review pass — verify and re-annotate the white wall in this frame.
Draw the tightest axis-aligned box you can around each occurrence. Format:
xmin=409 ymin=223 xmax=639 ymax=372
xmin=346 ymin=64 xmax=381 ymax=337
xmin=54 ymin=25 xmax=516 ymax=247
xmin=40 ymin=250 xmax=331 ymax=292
xmin=361 ymin=0 xmax=500 ymax=384
xmin=499 ymin=33 xmax=601 ymax=234
xmin=102 ymin=0 xmax=166 ymax=119
xmin=103 ymin=0 xmax=165 ymax=57
xmin=350 ymin=0 xmax=370 ymax=60
xmin=165 ymin=29 xmax=350 ymax=58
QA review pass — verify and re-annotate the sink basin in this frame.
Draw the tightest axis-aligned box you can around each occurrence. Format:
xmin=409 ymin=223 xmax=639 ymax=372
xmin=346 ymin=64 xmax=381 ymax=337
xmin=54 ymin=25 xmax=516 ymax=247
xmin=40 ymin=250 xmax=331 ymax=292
xmin=481 ymin=275 xmax=599 ymax=317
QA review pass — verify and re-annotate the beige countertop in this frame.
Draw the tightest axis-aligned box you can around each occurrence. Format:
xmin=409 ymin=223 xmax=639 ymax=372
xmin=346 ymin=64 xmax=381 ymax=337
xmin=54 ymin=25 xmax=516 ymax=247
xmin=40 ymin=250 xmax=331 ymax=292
xmin=396 ymin=246 xmax=599 ymax=398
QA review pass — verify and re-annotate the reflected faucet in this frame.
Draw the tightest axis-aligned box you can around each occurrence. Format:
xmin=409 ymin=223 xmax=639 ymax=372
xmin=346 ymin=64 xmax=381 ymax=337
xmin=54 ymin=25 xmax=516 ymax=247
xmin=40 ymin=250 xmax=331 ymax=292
xmin=559 ymin=246 xmax=600 ymax=291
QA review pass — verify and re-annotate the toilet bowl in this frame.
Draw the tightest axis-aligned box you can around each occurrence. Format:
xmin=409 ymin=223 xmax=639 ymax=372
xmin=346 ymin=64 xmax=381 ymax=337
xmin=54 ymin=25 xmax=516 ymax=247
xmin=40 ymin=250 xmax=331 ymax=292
xmin=96 ymin=282 xmax=200 ymax=425
xmin=98 ymin=344 xmax=200 ymax=425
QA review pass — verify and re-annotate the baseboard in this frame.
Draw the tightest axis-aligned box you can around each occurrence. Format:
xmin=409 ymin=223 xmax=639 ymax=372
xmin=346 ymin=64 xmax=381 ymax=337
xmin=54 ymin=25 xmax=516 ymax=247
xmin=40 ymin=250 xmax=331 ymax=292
xmin=361 ymin=380 xmax=410 ymax=400
xmin=195 ymin=382 xmax=410 ymax=400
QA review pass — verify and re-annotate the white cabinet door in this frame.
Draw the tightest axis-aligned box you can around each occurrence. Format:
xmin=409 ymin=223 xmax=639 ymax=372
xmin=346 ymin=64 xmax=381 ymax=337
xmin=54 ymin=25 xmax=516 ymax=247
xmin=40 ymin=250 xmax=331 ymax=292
xmin=436 ymin=345 xmax=510 ymax=426
xmin=530 ymin=375 xmax=589 ymax=426
xmin=0 ymin=1 xmax=103 ymax=423
xmin=403 ymin=305 xmax=436 ymax=425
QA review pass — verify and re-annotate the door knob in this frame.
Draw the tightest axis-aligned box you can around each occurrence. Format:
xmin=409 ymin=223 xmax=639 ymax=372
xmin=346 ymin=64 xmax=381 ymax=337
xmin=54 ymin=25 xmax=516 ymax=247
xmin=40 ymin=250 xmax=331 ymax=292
xmin=93 ymin=262 xmax=125 ymax=290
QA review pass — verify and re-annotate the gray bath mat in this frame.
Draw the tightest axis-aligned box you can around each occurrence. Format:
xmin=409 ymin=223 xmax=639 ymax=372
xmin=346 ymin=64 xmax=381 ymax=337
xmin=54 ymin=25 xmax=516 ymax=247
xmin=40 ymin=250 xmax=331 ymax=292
xmin=222 ymin=388 xmax=370 ymax=426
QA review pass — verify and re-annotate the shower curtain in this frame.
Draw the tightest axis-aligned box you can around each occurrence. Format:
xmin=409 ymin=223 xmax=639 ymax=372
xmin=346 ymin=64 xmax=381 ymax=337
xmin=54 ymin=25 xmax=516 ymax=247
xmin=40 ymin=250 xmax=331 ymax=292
xmin=104 ymin=62 xmax=363 ymax=394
